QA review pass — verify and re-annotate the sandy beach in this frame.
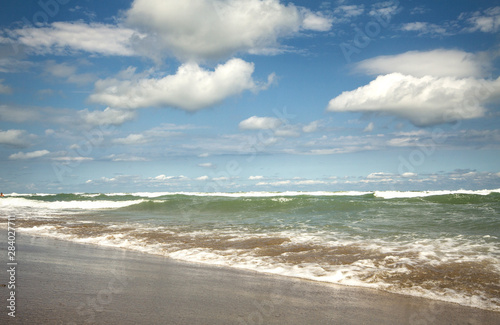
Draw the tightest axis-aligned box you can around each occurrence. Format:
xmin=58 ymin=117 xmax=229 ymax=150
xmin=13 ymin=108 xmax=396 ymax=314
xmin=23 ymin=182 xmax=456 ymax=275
xmin=1 ymin=230 xmax=499 ymax=324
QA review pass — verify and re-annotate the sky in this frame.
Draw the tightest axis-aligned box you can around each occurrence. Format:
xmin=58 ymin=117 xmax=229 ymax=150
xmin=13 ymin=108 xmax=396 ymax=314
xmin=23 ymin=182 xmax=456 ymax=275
xmin=0 ymin=0 xmax=499 ymax=193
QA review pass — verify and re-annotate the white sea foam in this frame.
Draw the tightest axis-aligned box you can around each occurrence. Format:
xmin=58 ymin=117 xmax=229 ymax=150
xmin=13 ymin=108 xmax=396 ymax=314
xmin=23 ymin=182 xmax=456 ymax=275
xmin=122 ymin=191 xmax=374 ymax=198
xmin=374 ymin=188 xmax=500 ymax=199
xmin=0 ymin=197 xmax=145 ymax=210
xmin=14 ymin=222 xmax=500 ymax=312
xmin=6 ymin=189 xmax=500 ymax=312
xmin=100 ymin=188 xmax=500 ymax=199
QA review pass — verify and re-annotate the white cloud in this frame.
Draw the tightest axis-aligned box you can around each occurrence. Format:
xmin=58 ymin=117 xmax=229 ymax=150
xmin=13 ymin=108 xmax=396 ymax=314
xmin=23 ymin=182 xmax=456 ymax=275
xmin=301 ymin=9 xmax=333 ymax=31
xmin=400 ymin=22 xmax=448 ymax=36
xmin=0 ymin=129 xmax=36 ymax=147
xmin=355 ymin=50 xmax=490 ymax=78
xmin=462 ymin=6 xmax=500 ymax=33
xmin=334 ymin=5 xmax=364 ymax=18
xmin=369 ymin=1 xmax=400 ymax=18
xmin=44 ymin=60 xmax=95 ymax=85
xmin=401 ymin=172 xmax=417 ymax=178
xmin=125 ymin=0 xmax=330 ymax=61
xmin=367 ymin=172 xmax=393 ymax=179
xmin=256 ymin=179 xmax=327 ymax=186
xmin=112 ymin=124 xmax=186 ymax=146
xmin=401 ymin=6 xmax=500 ymax=37
xmin=90 ymin=59 xmax=270 ymax=111
xmin=302 ymin=120 xmax=320 ymax=133
xmin=327 ymin=73 xmax=500 ymax=126
xmin=0 ymin=105 xmax=41 ymax=123
xmin=363 ymin=122 xmax=374 ymax=132
xmin=249 ymin=175 xmax=264 ymax=180
xmin=410 ymin=6 xmax=428 ymax=15
xmin=153 ymin=175 xmax=175 ymax=181
xmin=103 ymin=154 xmax=148 ymax=162
xmin=79 ymin=107 xmax=137 ymax=126
xmin=198 ymin=163 xmax=215 ymax=168
xmin=113 ymin=134 xmax=147 ymax=145
xmin=294 ymin=180 xmax=327 ymax=185
xmin=0 ymin=79 xmax=12 ymax=94
xmin=9 ymin=150 xmax=49 ymax=160
xmin=239 ymin=116 xmax=282 ymax=130
xmin=12 ymin=22 xmax=138 ymax=56
xmin=0 ymin=58 xmax=33 ymax=73
xmin=387 ymin=137 xmax=420 ymax=147
xmin=51 ymin=156 xmax=93 ymax=162
xmin=196 ymin=175 xmax=210 ymax=181
xmin=274 ymin=126 xmax=300 ymax=137
xmin=213 ymin=176 xmax=229 ymax=181
xmin=256 ymin=180 xmax=291 ymax=186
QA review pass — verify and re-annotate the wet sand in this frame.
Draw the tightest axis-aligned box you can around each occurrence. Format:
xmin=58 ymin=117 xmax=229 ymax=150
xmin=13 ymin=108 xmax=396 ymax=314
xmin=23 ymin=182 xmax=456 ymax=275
xmin=1 ymin=230 xmax=499 ymax=324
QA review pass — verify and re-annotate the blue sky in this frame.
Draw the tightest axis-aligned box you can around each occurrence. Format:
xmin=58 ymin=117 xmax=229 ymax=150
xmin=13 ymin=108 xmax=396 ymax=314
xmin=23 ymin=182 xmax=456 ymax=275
xmin=1 ymin=0 xmax=499 ymax=193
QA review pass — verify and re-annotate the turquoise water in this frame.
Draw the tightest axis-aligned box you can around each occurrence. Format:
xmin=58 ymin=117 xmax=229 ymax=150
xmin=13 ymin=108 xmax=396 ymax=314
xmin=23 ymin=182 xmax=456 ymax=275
xmin=1 ymin=190 xmax=499 ymax=311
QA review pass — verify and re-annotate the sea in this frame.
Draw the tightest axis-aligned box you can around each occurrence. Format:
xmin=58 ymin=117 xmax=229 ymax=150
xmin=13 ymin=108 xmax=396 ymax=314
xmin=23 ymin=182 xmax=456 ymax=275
xmin=1 ymin=189 xmax=499 ymax=312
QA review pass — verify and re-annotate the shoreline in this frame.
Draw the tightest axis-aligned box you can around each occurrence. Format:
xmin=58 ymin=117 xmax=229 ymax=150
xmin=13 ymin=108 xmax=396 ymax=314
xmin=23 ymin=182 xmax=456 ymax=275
xmin=1 ymin=231 xmax=499 ymax=324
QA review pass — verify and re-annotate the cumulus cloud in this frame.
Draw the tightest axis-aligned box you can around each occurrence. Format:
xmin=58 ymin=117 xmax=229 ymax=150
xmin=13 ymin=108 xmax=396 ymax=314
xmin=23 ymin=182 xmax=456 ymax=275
xmin=9 ymin=150 xmax=49 ymax=160
xmin=79 ymin=107 xmax=137 ymax=126
xmin=112 ymin=133 xmax=148 ymax=145
xmin=44 ymin=60 xmax=95 ymax=85
xmin=369 ymin=1 xmax=400 ymax=18
xmin=256 ymin=180 xmax=291 ymax=186
xmin=239 ymin=116 xmax=282 ymax=130
xmin=400 ymin=22 xmax=448 ymax=36
xmin=294 ymin=179 xmax=327 ymax=185
xmin=0 ymin=129 xmax=37 ymax=147
xmin=90 ymin=59 xmax=271 ymax=111
xmin=274 ymin=126 xmax=300 ymax=137
xmin=198 ymin=163 xmax=215 ymax=168
xmin=461 ymin=6 xmax=500 ymax=33
xmin=11 ymin=22 xmax=138 ymax=56
xmin=301 ymin=9 xmax=333 ymax=31
xmin=151 ymin=174 xmax=187 ymax=181
xmin=125 ymin=0 xmax=331 ymax=61
xmin=327 ymin=73 xmax=500 ymax=126
xmin=0 ymin=105 xmax=41 ymax=123
xmin=334 ymin=5 xmax=364 ymax=18
xmin=103 ymin=154 xmax=148 ymax=162
xmin=402 ymin=6 xmax=500 ymax=37
xmin=2 ymin=1 xmax=332 ymax=62
xmin=112 ymin=124 xmax=184 ymax=145
xmin=355 ymin=49 xmax=490 ymax=78
xmin=0 ymin=58 xmax=33 ymax=73
xmin=302 ymin=120 xmax=320 ymax=133
xmin=363 ymin=122 xmax=374 ymax=132
xmin=367 ymin=172 xmax=393 ymax=179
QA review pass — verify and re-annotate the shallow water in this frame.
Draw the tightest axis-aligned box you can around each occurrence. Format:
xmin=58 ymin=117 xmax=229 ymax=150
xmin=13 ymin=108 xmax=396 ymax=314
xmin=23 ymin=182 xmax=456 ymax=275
xmin=1 ymin=189 xmax=499 ymax=311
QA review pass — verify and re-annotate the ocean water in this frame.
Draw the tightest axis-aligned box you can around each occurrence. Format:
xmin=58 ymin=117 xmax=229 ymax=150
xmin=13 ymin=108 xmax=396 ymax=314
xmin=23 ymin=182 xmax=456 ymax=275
xmin=1 ymin=190 xmax=500 ymax=311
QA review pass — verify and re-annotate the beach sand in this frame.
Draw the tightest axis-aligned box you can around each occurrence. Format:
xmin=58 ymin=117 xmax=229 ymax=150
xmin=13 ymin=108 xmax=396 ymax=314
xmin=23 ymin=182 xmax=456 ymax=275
xmin=1 ymin=230 xmax=499 ymax=324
